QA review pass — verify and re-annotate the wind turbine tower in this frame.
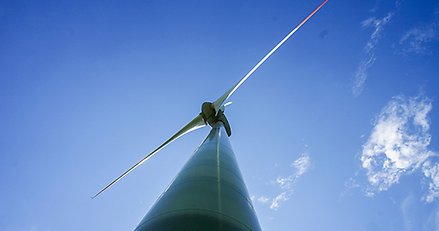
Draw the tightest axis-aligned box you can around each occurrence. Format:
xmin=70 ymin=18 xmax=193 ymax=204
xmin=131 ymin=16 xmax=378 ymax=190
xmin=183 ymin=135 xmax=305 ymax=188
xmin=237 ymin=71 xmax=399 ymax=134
xmin=93 ymin=1 xmax=328 ymax=230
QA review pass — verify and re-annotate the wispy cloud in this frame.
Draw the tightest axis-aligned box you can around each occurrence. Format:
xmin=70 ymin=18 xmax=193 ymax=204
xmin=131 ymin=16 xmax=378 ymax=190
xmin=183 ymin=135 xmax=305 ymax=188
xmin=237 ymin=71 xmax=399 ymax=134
xmin=292 ymin=153 xmax=312 ymax=176
xmin=253 ymin=154 xmax=311 ymax=210
xmin=352 ymin=13 xmax=392 ymax=97
xmin=399 ymin=194 xmax=439 ymax=231
xmin=398 ymin=24 xmax=438 ymax=55
xmin=360 ymin=95 xmax=438 ymax=202
xmin=400 ymin=194 xmax=416 ymax=231
xmin=270 ymin=192 xmax=289 ymax=210
xmin=422 ymin=161 xmax=439 ymax=203
xmin=256 ymin=196 xmax=271 ymax=204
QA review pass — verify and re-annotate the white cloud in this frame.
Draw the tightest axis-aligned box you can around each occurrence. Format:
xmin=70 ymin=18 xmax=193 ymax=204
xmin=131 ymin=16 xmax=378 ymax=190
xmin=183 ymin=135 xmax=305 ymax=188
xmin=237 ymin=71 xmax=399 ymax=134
xmin=341 ymin=173 xmax=362 ymax=198
xmin=292 ymin=154 xmax=311 ymax=176
xmin=270 ymin=192 xmax=288 ymax=210
xmin=360 ymin=95 xmax=438 ymax=202
xmin=275 ymin=175 xmax=294 ymax=189
xmin=254 ymin=154 xmax=311 ymax=210
xmin=353 ymin=13 xmax=392 ymax=96
xmin=422 ymin=161 xmax=439 ymax=203
xmin=399 ymin=24 xmax=438 ymax=55
xmin=257 ymin=196 xmax=271 ymax=204
xmin=274 ymin=155 xmax=310 ymax=190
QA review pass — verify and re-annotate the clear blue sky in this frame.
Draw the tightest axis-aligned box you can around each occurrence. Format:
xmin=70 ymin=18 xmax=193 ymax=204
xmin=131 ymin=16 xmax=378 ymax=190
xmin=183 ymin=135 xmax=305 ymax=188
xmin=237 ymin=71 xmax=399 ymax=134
xmin=1 ymin=0 xmax=439 ymax=230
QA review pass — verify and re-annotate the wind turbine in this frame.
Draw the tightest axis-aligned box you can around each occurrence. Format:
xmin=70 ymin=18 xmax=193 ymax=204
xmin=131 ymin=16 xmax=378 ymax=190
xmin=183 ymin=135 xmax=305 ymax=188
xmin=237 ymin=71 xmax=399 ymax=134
xmin=94 ymin=1 xmax=328 ymax=230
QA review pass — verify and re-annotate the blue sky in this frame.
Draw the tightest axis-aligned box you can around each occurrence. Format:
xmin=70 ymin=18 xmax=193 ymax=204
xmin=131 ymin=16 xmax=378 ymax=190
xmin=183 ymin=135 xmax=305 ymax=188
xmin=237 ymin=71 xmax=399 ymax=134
xmin=1 ymin=0 xmax=439 ymax=230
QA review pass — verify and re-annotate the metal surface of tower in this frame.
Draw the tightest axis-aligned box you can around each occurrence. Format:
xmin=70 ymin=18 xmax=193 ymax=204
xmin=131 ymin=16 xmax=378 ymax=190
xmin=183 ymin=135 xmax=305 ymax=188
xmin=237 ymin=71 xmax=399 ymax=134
xmin=135 ymin=124 xmax=261 ymax=231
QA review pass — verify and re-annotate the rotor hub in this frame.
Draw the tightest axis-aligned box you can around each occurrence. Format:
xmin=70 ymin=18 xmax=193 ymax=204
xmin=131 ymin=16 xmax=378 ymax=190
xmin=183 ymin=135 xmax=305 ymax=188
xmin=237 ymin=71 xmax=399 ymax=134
xmin=200 ymin=102 xmax=232 ymax=137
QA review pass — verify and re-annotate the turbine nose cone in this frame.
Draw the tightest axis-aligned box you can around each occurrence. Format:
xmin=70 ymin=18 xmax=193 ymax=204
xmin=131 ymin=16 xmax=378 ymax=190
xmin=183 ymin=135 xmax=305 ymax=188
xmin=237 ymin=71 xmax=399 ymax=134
xmin=201 ymin=102 xmax=213 ymax=113
xmin=200 ymin=101 xmax=232 ymax=137
xmin=201 ymin=102 xmax=216 ymax=125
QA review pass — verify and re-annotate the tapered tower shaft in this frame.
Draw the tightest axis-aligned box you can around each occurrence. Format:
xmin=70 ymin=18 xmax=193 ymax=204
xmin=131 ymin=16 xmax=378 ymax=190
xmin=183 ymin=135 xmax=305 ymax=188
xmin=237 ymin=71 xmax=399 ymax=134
xmin=135 ymin=124 xmax=261 ymax=231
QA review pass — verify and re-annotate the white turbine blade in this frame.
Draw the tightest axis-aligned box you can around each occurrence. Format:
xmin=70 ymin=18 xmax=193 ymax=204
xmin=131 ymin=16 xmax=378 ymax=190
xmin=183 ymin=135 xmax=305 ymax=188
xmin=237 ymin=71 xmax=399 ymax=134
xmin=213 ymin=0 xmax=328 ymax=112
xmin=219 ymin=101 xmax=233 ymax=112
xmin=92 ymin=114 xmax=206 ymax=199
xmin=224 ymin=102 xmax=233 ymax=107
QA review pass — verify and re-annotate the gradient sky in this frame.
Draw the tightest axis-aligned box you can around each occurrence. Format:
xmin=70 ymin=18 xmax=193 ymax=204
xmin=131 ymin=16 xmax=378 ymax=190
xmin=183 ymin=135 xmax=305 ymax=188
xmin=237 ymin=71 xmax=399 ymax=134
xmin=1 ymin=0 xmax=439 ymax=230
